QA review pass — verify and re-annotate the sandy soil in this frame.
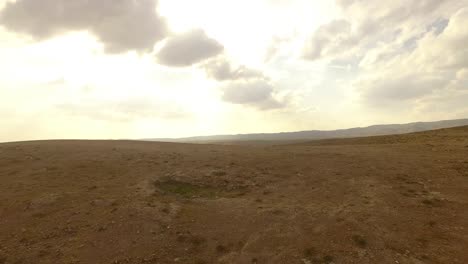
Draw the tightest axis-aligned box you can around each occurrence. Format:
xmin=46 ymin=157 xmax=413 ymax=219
xmin=0 ymin=127 xmax=467 ymax=264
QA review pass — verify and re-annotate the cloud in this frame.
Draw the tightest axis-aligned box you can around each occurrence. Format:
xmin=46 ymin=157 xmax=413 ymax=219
xmin=303 ymin=19 xmax=353 ymax=61
xmin=301 ymin=0 xmax=468 ymax=118
xmin=359 ymin=74 xmax=448 ymax=105
xmin=0 ymin=0 xmax=167 ymax=53
xmin=356 ymin=7 xmax=468 ymax=108
xmin=457 ymin=68 xmax=468 ymax=80
xmin=302 ymin=0 xmax=464 ymax=62
xmin=411 ymin=8 xmax=468 ymax=70
xmin=221 ymin=79 xmax=284 ymax=110
xmin=156 ymin=29 xmax=224 ymax=67
xmin=335 ymin=0 xmax=355 ymax=8
xmin=203 ymin=57 xmax=264 ymax=81
xmin=413 ymin=88 xmax=468 ymax=120
xmin=202 ymin=56 xmax=285 ymax=110
xmin=263 ymin=35 xmax=293 ymax=62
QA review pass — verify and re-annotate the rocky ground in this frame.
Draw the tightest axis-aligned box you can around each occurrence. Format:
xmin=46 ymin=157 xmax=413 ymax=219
xmin=0 ymin=126 xmax=467 ymax=264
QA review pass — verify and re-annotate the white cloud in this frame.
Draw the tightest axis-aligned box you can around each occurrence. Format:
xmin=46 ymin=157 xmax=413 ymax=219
xmin=300 ymin=0 xmax=468 ymax=120
xmin=303 ymin=19 xmax=353 ymax=61
xmin=359 ymin=7 xmax=468 ymax=98
xmin=457 ymin=68 xmax=468 ymax=80
xmin=302 ymin=0 xmax=465 ymax=62
xmin=358 ymin=74 xmax=448 ymax=104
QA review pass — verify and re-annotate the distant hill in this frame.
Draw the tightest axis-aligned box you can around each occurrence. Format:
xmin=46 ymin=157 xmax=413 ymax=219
xmin=146 ymin=118 xmax=468 ymax=143
xmin=301 ymin=125 xmax=468 ymax=146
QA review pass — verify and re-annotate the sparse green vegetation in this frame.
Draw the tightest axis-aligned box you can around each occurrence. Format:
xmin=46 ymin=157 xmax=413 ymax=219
xmin=216 ymin=244 xmax=228 ymax=253
xmin=155 ymin=180 xmax=218 ymax=199
xmin=323 ymin=255 xmax=334 ymax=263
xmin=352 ymin=235 xmax=367 ymax=248
xmin=422 ymin=199 xmax=434 ymax=206
xmin=304 ymin=247 xmax=317 ymax=257
xmin=212 ymin=170 xmax=227 ymax=176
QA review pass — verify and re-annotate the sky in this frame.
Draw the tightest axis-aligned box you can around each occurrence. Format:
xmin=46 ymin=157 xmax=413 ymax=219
xmin=0 ymin=0 xmax=467 ymax=142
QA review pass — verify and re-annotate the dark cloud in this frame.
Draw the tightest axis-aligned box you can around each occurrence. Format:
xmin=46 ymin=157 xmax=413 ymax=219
xmin=221 ymin=79 xmax=284 ymax=110
xmin=156 ymin=29 xmax=224 ymax=67
xmin=204 ymin=57 xmax=264 ymax=81
xmin=0 ymin=0 xmax=167 ymax=53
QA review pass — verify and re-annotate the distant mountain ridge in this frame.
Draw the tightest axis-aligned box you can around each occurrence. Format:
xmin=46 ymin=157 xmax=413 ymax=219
xmin=147 ymin=118 xmax=468 ymax=143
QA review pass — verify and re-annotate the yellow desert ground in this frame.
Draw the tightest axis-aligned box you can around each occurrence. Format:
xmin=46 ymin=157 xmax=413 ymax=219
xmin=1 ymin=126 xmax=467 ymax=264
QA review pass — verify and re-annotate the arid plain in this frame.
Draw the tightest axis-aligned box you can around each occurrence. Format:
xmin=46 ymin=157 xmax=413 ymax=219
xmin=1 ymin=127 xmax=467 ymax=264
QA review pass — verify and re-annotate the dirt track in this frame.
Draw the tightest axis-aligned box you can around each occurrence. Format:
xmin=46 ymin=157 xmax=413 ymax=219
xmin=1 ymin=127 xmax=467 ymax=264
